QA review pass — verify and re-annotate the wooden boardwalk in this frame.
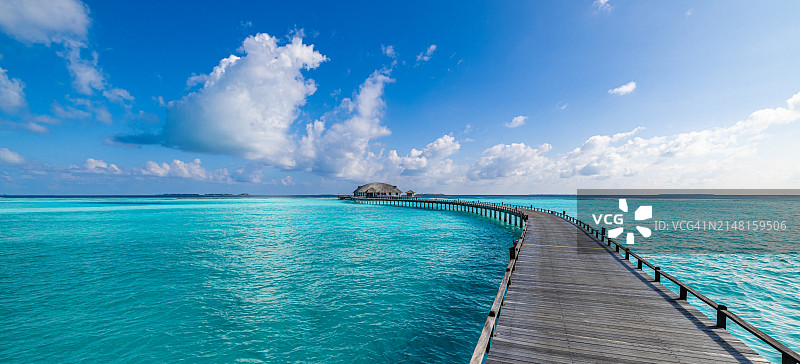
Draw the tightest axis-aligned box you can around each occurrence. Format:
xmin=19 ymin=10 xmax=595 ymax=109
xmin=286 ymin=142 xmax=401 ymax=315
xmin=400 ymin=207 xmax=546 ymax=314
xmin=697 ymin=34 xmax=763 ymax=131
xmin=339 ymin=196 xmax=799 ymax=363
xmin=486 ymin=209 xmax=768 ymax=364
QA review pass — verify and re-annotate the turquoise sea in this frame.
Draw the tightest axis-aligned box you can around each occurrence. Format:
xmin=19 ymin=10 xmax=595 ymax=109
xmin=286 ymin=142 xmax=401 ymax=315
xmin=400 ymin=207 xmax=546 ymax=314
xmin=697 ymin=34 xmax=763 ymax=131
xmin=1 ymin=196 xmax=798 ymax=363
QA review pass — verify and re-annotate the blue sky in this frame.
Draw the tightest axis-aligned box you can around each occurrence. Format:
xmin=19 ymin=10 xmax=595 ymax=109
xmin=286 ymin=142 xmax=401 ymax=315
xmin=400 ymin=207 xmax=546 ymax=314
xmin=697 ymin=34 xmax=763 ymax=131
xmin=1 ymin=0 xmax=800 ymax=194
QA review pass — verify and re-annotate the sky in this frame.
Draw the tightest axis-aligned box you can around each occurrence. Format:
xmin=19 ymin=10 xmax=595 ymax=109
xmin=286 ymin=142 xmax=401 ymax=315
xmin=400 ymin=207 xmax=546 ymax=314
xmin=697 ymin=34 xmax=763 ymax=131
xmin=1 ymin=0 xmax=800 ymax=195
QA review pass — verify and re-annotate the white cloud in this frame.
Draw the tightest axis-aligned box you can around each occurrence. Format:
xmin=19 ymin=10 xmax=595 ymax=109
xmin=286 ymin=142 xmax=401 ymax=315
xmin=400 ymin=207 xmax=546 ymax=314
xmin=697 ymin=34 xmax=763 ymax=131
xmin=0 ymin=67 xmax=26 ymax=112
xmin=299 ymin=70 xmax=394 ymax=179
xmin=51 ymin=102 xmax=91 ymax=119
xmin=505 ymin=115 xmax=527 ymax=128
xmin=381 ymin=44 xmax=397 ymax=58
xmin=185 ymin=73 xmax=207 ymax=88
xmin=102 ymin=88 xmax=134 ymax=105
xmin=593 ymin=0 xmax=611 ymax=11
xmin=119 ymin=33 xmax=402 ymax=182
xmin=83 ymin=158 xmax=121 ymax=174
xmin=416 ymin=44 xmax=437 ymax=64
xmin=466 ymin=91 xmax=800 ymax=188
xmin=388 ymin=134 xmax=461 ymax=177
xmin=94 ymin=105 xmax=112 ymax=124
xmin=1 ymin=113 xmax=58 ymax=134
xmin=608 ymin=81 xmax=636 ymax=95
xmin=163 ymin=33 xmax=327 ymax=164
xmin=281 ymin=175 xmax=295 ymax=186
xmin=113 ymin=33 xmax=405 ymax=182
xmin=232 ymin=164 xmax=265 ymax=183
xmin=0 ymin=148 xmax=25 ymax=164
xmin=0 ymin=0 xmax=89 ymax=45
xmin=468 ymin=143 xmax=552 ymax=180
xmin=140 ymin=158 xmax=229 ymax=182
xmin=62 ymin=46 xmax=105 ymax=94
xmin=0 ymin=0 xmax=115 ymax=97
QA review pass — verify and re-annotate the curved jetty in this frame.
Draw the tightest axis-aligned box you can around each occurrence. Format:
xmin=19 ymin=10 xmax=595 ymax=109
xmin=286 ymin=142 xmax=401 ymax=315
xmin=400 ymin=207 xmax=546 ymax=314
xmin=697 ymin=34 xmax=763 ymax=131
xmin=339 ymin=196 xmax=800 ymax=364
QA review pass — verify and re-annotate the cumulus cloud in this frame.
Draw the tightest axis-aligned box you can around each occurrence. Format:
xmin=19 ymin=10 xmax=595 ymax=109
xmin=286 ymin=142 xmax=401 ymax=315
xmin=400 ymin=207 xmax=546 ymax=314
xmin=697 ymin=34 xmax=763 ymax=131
xmin=465 ymin=91 xmax=800 ymax=188
xmin=559 ymin=93 xmax=800 ymax=181
xmin=505 ymin=115 xmax=527 ymax=128
xmin=58 ymin=157 xmax=230 ymax=182
xmin=185 ymin=73 xmax=207 ymax=88
xmin=140 ymin=158 xmax=229 ymax=182
xmin=608 ymin=81 xmax=636 ymax=95
xmin=416 ymin=44 xmax=437 ymax=64
xmin=468 ymin=143 xmax=553 ymax=180
xmin=162 ymin=33 xmax=326 ymax=164
xmin=118 ymin=33 xmax=402 ymax=182
xmin=0 ymin=148 xmax=25 ymax=164
xmin=0 ymin=67 xmax=26 ymax=112
xmin=82 ymin=158 xmax=121 ymax=174
xmin=300 ymin=70 xmax=394 ymax=179
xmin=388 ymin=134 xmax=461 ymax=177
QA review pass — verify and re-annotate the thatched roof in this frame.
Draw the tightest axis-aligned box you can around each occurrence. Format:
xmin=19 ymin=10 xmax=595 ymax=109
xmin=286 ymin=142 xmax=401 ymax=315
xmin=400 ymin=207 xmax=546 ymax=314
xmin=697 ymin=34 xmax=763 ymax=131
xmin=354 ymin=182 xmax=402 ymax=194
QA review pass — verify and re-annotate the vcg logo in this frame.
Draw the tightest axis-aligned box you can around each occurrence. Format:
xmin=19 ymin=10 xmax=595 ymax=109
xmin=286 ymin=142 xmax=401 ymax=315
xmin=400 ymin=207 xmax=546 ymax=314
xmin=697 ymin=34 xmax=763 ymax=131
xmin=592 ymin=199 xmax=652 ymax=244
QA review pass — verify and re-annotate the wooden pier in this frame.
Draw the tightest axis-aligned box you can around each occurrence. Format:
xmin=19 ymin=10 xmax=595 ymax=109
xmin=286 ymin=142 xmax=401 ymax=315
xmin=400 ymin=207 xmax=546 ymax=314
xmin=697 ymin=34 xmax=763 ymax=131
xmin=338 ymin=196 xmax=800 ymax=364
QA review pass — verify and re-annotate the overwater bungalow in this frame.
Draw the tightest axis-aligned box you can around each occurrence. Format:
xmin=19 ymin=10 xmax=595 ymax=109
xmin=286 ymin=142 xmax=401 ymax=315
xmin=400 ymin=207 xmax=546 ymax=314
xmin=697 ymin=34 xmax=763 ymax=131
xmin=353 ymin=182 xmax=403 ymax=197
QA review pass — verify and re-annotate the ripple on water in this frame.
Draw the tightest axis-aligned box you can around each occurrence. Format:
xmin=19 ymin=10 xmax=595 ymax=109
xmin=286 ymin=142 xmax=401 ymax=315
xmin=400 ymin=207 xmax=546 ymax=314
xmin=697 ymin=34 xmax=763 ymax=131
xmin=0 ymin=198 xmax=519 ymax=363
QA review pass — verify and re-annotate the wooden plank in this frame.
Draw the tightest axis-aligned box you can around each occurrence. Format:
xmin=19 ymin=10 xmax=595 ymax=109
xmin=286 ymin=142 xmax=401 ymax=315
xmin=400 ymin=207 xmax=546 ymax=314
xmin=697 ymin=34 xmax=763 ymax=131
xmin=341 ymin=197 xmax=774 ymax=363
xmin=485 ymin=209 xmax=770 ymax=363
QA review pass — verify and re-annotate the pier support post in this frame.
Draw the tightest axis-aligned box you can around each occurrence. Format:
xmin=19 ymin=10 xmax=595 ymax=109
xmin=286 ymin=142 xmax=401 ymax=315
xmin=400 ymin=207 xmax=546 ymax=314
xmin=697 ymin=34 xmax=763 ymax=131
xmin=717 ymin=305 xmax=727 ymax=328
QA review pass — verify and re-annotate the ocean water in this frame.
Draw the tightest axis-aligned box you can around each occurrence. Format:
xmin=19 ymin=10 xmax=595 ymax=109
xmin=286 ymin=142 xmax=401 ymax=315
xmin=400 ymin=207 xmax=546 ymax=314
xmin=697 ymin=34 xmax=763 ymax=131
xmin=1 ymin=196 xmax=798 ymax=363
xmin=0 ymin=197 xmax=520 ymax=363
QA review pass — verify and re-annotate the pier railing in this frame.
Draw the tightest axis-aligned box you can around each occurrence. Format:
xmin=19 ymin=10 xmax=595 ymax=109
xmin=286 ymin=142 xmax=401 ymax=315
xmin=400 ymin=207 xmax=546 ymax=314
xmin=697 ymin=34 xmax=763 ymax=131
xmin=339 ymin=196 xmax=800 ymax=364
xmin=551 ymin=209 xmax=800 ymax=364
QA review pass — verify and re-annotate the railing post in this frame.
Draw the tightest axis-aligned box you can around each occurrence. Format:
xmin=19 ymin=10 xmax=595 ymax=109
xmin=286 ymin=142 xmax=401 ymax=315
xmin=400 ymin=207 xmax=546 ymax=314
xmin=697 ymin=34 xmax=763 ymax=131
xmin=654 ymin=267 xmax=661 ymax=282
xmin=679 ymin=286 xmax=687 ymax=300
xmin=637 ymin=259 xmax=643 ymax=269
xmin=601 ymin=227 xmax=606 ymax=242
xmin=625 ymin=250 xmax=629 ymax=260
xmin=717 ymin=305 xmax=727 ymax=328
